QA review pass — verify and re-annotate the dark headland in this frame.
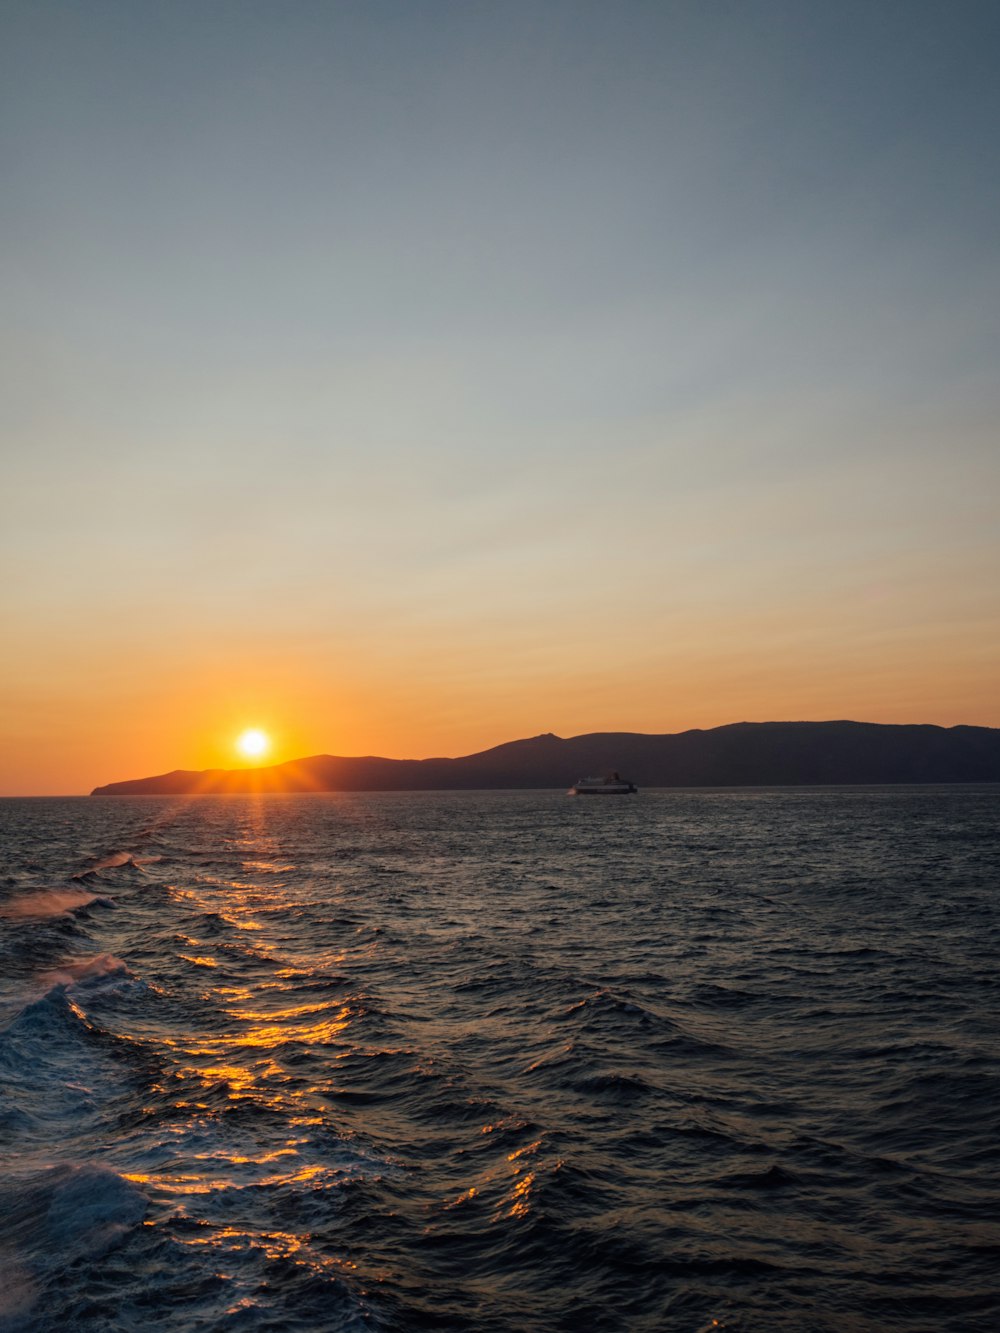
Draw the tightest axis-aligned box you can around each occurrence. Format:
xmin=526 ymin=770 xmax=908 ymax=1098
xmin=91 ymin=721 xmax=1000 ymax=794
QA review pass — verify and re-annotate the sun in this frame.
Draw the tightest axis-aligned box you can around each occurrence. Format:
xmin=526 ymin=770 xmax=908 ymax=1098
xmin=236 ymin=728 xmax=270 ymax=761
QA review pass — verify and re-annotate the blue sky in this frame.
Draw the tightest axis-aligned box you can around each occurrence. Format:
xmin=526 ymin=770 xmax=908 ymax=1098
xmin=2 ymin=1 xmax=998 ymax=790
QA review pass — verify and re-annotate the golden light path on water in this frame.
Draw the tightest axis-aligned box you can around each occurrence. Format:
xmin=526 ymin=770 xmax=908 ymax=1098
xmin=117 ymin=808 xmax=541 ymax=1299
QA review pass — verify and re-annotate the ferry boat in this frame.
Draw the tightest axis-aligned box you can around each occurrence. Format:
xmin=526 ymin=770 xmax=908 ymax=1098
xmin=569 ymin=772 xmax=638 ymax=795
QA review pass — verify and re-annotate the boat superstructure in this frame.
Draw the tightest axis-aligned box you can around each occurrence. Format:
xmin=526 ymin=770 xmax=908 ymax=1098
xmin=569 ymin=772 xmax=638 ymax=795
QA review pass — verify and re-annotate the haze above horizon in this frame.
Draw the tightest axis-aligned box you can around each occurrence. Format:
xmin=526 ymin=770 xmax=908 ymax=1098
xmin=3 ymin=1 xmax=999 ymax=794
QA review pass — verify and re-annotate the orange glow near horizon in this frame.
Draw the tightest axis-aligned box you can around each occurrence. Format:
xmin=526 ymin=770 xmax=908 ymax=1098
xmin=2 ymin=573 xmax=1000 ymax=795
xmin=3 ymin=635 xmax=1000 ymax=794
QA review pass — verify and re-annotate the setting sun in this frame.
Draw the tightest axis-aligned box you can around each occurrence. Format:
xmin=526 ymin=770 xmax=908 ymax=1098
xmin=236 ymin=728 xmax=270 ymax=761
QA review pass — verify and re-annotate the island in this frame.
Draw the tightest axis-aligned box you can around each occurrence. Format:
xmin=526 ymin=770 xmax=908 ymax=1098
xmin=91 ymin=721 xmax=1000 ymax=794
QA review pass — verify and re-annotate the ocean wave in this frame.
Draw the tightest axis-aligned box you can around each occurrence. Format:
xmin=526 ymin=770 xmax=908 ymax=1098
xmin=2 ymin=788 xmax=999 ymax=1332
xmin=0 ymin=1165 xmax=147 ymax=1330
xmin=37 ymin=953 xmax=130 ymax=989
xmin=0 ymin=889 xmax=114 ymax=920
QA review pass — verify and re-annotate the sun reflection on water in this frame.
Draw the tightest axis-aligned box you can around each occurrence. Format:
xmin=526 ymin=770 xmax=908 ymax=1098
xmin=109 ymin=801 xmax=398 ymax=1302
xmin=501 ymin=1139 xmax=544 ymax=1219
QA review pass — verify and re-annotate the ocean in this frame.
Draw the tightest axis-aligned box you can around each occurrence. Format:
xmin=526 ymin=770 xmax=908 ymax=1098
xmin=0 ymin=788 xmax=998 ymax=1332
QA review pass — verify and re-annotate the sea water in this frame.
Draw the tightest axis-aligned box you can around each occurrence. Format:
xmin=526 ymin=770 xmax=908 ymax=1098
xmin=0 ymin=788 xmax=998 ymax=1332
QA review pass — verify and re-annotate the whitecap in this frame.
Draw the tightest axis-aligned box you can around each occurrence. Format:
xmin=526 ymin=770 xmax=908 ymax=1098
xmin=0 ymin=889 xmax=112 ymax=920
xmin=37 ymin=953 xmax=130 ymax=988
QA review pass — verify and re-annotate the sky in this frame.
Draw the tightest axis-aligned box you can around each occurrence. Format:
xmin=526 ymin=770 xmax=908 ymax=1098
xmin=2 ymin=0 xmax=999 ymax=794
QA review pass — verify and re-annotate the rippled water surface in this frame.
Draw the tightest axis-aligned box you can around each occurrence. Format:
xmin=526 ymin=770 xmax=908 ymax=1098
xmin=1 ymin=788 xmax=998 ymax=1331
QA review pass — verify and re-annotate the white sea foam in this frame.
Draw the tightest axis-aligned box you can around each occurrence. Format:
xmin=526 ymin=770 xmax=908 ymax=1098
xmin=37 ymin=953 xmax=129 ymax=988
xmin=87 ymin=851 xmax=134 ymax=871
xmin=0 ymin=889 xmax=110 ymax=919
xmin=84 ymin=851 xmax=163 ymax=872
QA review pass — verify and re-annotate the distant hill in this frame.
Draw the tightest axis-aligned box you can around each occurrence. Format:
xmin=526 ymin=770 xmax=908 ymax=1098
xmin=90 ymin=721 xmax=1000 ymax=793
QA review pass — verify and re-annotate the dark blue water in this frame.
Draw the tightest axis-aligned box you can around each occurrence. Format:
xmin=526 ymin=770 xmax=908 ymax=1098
xmin=1 ymin=788 xmax=998 ymax=1331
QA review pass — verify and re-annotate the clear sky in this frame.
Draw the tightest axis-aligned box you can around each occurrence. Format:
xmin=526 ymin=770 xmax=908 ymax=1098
xmin=2 ymin=0 xmax=998 ymax=793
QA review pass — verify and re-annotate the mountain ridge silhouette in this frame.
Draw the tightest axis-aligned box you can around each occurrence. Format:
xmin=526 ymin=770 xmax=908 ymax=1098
xmin=91 ymin=721 xmax=1000 ymax=793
